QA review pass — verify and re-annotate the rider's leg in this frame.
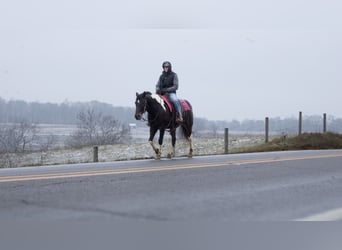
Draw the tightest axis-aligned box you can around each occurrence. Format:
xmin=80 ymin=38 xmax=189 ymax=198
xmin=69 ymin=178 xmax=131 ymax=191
xmin=169 ymin=93 xmax=183 ymax=121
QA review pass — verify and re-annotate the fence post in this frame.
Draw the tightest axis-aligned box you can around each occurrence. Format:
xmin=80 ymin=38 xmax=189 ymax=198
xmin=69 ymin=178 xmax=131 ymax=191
xmin=93 ymin=146 xmax=99 ymax=162
xmin=298 ymin=111 xmax=302 ymax=135
xmin=265 ymin=117 xmax=269 ymax=143
xmin=323 ymin=113 xmax=327 ymax=133
xmin=224 ymin=128 xmax=229 ymax=154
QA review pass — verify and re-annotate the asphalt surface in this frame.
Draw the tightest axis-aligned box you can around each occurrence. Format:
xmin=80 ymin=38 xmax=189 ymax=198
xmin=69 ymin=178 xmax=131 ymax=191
xmin=1 ymin=150 xmax=342 ymax=221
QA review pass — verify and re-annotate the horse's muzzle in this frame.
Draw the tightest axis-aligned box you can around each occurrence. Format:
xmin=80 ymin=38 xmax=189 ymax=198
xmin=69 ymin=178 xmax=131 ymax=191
xmin=135 ymin=113 xmax=142 ymax=120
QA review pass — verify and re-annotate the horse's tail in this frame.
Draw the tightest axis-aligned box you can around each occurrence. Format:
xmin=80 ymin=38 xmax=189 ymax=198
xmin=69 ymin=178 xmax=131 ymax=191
xmin=180 ymin=101 xmax=193 ymax=138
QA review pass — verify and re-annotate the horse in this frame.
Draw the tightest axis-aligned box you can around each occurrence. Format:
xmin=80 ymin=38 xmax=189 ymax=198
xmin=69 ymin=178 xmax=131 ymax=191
xmin=134 ymin=91 xmax=193 ymax=159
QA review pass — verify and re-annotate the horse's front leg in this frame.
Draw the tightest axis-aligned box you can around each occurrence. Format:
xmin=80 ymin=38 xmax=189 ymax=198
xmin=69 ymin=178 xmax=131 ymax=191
xmin=167 ymin=129 xmax=176 ymax=159
xmin=149 ymin=127 xmax=162 ymax=159
xmin=153 ymin=128 xmax=165 ymax=159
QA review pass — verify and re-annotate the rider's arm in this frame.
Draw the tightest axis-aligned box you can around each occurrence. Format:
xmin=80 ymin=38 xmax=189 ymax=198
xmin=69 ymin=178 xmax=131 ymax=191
xmin=165 ymin=73 xmax=179 ymax=93
xmin=155 ymin=78 xmax=162 ymax=94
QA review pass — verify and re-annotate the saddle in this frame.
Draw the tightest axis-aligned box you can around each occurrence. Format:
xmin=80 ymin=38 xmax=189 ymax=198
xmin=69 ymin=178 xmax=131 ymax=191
xmin=158 ymin=94 xmax=191 ymax=113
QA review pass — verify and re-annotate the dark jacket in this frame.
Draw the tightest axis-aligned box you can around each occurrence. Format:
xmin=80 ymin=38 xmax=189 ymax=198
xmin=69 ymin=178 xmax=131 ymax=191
xmin=156 ymin=71 xmax=179 ymax=94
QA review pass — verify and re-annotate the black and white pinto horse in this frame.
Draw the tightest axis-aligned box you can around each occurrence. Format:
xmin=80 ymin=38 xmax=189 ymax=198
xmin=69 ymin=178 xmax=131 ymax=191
xmin=135 ymin=91 xmax=193 ymax=159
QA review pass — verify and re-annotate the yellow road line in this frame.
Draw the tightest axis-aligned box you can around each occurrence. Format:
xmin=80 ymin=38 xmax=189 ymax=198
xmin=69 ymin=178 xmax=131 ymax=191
xmin=1 ymin=152 xmax=342 ymax=183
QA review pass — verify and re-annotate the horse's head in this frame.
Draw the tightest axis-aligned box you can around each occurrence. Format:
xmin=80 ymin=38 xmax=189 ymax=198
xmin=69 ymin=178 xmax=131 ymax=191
xmin=134 ymin=91 xmax=151 ymax=120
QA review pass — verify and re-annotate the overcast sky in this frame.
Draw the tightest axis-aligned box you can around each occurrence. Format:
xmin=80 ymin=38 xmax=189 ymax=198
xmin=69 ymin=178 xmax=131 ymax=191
xmin=1 ymin=0 xmax=341 ymax=120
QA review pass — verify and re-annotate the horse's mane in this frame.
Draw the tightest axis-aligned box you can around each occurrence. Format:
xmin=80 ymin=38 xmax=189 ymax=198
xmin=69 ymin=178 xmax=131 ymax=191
xmin=138 ymin=91 xmax=163 ymax=113
xmin=147 ymin=93 xmax=165 ymax=112
xmin=143 ymin=91 xmax=152 ymax=96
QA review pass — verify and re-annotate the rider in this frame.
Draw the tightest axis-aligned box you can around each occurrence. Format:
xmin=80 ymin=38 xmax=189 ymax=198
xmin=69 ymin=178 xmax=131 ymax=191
xmin=156 ymin=61 xmax=183 ymax=123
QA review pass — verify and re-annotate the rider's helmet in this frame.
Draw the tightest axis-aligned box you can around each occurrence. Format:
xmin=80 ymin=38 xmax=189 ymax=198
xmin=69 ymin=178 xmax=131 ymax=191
xmin=162 ymin=61 xmax=172 ymax=71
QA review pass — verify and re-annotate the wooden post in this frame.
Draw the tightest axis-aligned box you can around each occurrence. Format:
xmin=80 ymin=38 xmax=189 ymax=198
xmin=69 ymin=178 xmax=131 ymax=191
xmin=265 ymin=117 xmax=269 ymax=143
xmin=224 ymin=128 xmax=229 ymax=154
xmin=298 ymin=111 xmax=302 ymax=135
xmin=323 ymin=113 xmax=327 ymax=133
xmin=93 ymin=146 xmax=99 ymax=162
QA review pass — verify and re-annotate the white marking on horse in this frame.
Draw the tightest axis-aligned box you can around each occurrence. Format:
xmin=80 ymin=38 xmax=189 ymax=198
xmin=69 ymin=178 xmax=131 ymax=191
xmin=151 ymin=94 xmax=166 ymax=111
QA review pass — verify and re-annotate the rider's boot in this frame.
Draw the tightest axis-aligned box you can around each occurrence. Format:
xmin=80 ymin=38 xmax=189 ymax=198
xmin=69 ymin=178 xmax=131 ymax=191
xmin=176 ymin=113 xmax=183 ymax=123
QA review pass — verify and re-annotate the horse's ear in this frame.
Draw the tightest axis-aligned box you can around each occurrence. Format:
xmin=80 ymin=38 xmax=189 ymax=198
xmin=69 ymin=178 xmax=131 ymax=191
xmin=136 ymin=92 xmax=139 ymax=97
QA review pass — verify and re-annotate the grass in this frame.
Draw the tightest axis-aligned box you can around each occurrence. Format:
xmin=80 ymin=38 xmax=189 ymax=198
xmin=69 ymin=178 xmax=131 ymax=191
xmin=239 ymin=132 xmax=342 ymax=153
xmin=2 ymin=132 xmax=342 ymax=168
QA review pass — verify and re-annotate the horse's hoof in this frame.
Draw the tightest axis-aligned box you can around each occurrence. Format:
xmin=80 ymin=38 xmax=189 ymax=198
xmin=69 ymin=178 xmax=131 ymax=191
xmin=188 ymin=154 xmax=193 ymax=158
xmin=167 ymin=153 xmax=172 ymax=159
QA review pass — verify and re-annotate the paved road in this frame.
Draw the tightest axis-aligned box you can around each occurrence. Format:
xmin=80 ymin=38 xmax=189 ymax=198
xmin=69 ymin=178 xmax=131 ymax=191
xmin=1 ymin=150 xmax=342 ymax=221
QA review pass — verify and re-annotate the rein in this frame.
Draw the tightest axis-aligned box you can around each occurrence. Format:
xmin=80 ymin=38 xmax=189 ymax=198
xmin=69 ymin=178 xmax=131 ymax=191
xmin=137 ymin=97 xmax=159 ymax=124
xmin=140 ymin=101 xmax=148 ymax=121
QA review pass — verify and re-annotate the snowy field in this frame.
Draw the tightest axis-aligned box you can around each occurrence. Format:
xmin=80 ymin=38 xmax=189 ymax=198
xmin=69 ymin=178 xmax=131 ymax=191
xmin=0 ymin=125 xmax=267 ymax=168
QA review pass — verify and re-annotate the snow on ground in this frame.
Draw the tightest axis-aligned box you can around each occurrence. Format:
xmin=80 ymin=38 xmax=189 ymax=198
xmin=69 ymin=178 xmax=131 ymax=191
xmin=0 ymin=135 xmax=265 ymax=168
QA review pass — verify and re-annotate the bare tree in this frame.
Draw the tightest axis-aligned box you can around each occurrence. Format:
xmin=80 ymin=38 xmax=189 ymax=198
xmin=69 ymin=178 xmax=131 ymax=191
xmin=0 ymin=121 xmax=38 ymax=153
xmin=67 ymin=109 xmax=129 ymax=147
xmin=39 ymin=134 xmax=58 ymax=151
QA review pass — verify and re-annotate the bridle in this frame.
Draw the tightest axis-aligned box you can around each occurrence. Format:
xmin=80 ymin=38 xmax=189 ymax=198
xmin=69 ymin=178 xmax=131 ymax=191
xmin=136 ymin=97 xmax=148 ymax=121
xmin=136 ymin=96 xmax=172 ymax=127
xmin=136 ymin=95 xmax=163 ymax=124
xmin=143 ymin=97 xmax=160 ymax=124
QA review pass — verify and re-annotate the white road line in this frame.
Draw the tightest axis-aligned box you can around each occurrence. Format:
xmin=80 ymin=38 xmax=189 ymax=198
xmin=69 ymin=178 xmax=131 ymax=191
xmin=295 ymin=207 xmax=342 ymax=221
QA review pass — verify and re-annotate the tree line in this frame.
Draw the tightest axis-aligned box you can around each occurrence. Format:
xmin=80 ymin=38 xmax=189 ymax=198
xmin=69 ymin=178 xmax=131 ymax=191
xmin=1 ymin=97 xmax=342 ymax=134
xmin=0 ymin=98 xmax=135 ymax=125
xmin=194 ymin=116 xmax=342 ymax=135
xmin=0 ymin=109 xmax=131 ymax=154
xmin=0 ymin=97 xmax=136 ymax=154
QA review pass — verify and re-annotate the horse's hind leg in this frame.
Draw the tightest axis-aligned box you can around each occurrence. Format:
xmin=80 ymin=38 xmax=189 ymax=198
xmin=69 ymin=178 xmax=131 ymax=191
xmin=182 ymin=122 xmax=193 ymax=158
xmin=187 ymin=135 xmax=193 ymax=158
